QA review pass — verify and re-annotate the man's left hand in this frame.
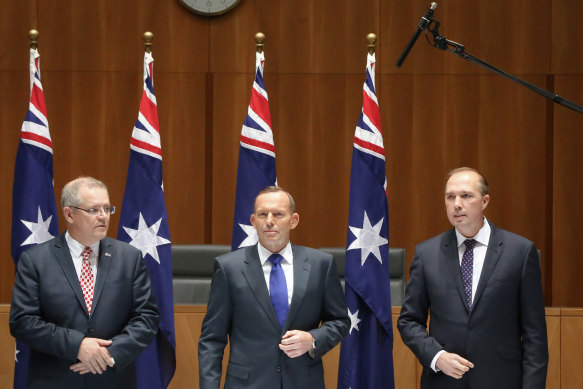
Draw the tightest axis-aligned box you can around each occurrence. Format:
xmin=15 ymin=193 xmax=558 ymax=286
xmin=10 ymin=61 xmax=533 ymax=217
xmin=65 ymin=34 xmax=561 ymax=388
xmin=279 ymin=330 xmax=314 ymax=358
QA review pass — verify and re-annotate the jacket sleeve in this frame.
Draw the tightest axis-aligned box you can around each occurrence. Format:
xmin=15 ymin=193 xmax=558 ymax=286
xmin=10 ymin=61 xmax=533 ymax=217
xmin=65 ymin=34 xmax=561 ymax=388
xmin=310 ymin=256 xmax=350 ymax=359
xmin=198 ymin=259 xmax=231 ymax=389
xmin=519 ymin=243 xmax=548 ymax=389
xmin=107 ymin=252 xmax=159 ymax=368
xmin=9 ymin=250 xmax=85 ymax=362
xmin=397 ymin=249 xmax=444 ymax=368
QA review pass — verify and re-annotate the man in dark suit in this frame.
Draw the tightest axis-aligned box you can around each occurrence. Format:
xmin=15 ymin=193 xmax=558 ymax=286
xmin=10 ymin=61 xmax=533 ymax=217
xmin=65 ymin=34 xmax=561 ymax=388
xmin=10 ymin=177 xmax=159 ymax=389
xmin=398 ymin=167 xmax=548 ymax=389
xmin=198 ymin=186 xmax=350 ymax=389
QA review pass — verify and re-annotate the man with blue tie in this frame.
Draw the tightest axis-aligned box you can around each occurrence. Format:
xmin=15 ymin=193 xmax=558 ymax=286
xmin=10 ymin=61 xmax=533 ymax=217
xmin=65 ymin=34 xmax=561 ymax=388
xmin=198 ymin=186 xmax=349 ymax=389
xmin=398 ymin=167 xmax=548 ymax=389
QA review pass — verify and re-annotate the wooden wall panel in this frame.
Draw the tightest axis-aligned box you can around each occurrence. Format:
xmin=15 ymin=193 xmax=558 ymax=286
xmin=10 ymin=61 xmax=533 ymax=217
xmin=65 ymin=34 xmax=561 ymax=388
xmin=561 ymin=309 xmax=583 ymax=389
xmin=1 ymin=0 xmax=583 ymax=306
xmin=552 ymin=0 xmax=583 ymax=74
xmin=38 ymin=0 xmax=209 ymax=73
xmin=210 ymin=0 xmax=379 ymax=74
xmin=0 ymin=1 xmax=37 ymax=71
xmin=380 ymin=73 xmax=549 ymax=280
xmin=552 ymin=77 xmax=583 ymax=307
xmin=385 ymin=0 xmax=551 ymax=75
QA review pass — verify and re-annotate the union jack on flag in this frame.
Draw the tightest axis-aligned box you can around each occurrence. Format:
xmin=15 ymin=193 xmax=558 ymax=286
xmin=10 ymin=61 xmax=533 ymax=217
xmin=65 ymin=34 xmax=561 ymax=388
xmin=117 ymin=51 xmax=176 ymax=388
xmin=11 ymin=47 xmax=60 ymax=389
xmin=337 ymin=52 xmax=395 ymax=389
xmin=231 ymin=50 xmax=277 ymax=251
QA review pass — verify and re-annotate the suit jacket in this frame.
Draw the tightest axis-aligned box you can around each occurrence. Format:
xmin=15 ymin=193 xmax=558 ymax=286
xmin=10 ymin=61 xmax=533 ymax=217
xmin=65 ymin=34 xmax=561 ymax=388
xmin=198 ymin=244 xmax=350 ymax=389
xmin=397 ymin=223 xmax=548 ymax=389
xmin=9 ymin=234 xmax=159 ymax=389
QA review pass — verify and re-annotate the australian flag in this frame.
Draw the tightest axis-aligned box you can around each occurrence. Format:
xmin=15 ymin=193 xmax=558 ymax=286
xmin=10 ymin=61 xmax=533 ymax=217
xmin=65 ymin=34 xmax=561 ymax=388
xmin=231 ymin=49 xmax=277 ymax=251
xmin=11 ymin=47 xmax=59 ymax=389
xmin=337 ymin=52 xmax=395 ymax=388
xmin=117 ymin=51 xmax=176 ymax=388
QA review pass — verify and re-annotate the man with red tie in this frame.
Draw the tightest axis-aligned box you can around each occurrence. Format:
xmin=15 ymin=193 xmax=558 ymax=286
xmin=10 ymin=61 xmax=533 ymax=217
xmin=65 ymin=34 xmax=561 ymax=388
xmin=10 ymin=177 xmax=158 ymax=389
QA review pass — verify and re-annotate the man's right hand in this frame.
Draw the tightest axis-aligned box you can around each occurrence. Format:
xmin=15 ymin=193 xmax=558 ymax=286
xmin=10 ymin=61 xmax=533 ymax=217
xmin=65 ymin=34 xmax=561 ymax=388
xmin=435 ymin=352 xmax=474 ymax=379
xmin=75 ymin=338 xmax=114 ymax=374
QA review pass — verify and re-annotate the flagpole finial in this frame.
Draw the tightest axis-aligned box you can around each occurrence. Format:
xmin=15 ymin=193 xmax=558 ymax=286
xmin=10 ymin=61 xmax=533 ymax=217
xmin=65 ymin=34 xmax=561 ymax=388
xmin=255 ymin=32 xmax=265 ymax=53
xmin=144 ymin=31 xmax=154 ymax=53
xmin=367 ymin=33 xmax=377 ymax=54
xmin=29 ymin=29 xmax=39 ymax=50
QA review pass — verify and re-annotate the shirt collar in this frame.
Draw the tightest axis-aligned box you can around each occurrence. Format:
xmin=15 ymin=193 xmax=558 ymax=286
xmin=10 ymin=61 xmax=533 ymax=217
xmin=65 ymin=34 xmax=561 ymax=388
xmin=65 ymin=231 xmax=100 ymax=258
xmin=258 ymin=241 xmax=293 ymax=266
xmin=455 ymin=217 xmax=491 ymax=248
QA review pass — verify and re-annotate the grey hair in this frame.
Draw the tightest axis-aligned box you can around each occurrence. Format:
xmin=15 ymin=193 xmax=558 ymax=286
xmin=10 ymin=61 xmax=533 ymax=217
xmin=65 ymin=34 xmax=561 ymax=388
xmin=61 ymin=176 xmax=108 ymax=208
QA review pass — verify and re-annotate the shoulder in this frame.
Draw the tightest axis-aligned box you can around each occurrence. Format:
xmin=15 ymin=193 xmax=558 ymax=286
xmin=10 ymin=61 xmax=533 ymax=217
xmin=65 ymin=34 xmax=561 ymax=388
xmin=101 ymin=237 xmax=141 ymax=256
xmin=490 ymin=225 xmax=536 ymax=255
xmin=294 ymin=245 xmax=332 ymax=258
xmin=416 ymin=229 xmax=453 ymax=252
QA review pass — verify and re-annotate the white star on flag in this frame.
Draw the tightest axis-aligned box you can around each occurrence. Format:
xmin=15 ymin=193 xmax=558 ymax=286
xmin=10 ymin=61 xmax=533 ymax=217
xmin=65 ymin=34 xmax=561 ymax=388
xmin=20 ymin=206 xmax=55 ymax=246
xmin=348 ymin=308 xmax=362 ymax=335
xmin=347 ymin=211 xmax=388 ymax=266
xmin=238 ymin=223 xmax=258 ymax=248
xmin=15 ymin=346 xmax=20 ymax=363
xmin=123 ymin=213 xmax=170 ymax=264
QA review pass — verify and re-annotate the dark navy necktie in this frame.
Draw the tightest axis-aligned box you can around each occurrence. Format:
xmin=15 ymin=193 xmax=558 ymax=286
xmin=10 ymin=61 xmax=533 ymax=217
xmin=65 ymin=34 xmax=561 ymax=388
xmin=268 ymin=254 xmax=289 ymax=328
xmin=461 ymin=239 xmax=476 ymax=308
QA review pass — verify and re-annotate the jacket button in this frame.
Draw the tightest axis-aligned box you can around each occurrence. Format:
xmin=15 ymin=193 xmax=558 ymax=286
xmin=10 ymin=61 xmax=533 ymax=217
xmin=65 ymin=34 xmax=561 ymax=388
xmin=276 ymin=366 xmax=281 ymax=373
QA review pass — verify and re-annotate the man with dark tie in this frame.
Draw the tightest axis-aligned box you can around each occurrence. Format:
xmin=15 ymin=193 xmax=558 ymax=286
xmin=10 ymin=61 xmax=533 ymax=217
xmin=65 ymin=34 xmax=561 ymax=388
xmin=10 ymin=177 xmax=159 ymax=389
xmin=398 ymin=167 xmax=548 ymax=389
xmin=198 ymin=186 xmax=350 ymax=389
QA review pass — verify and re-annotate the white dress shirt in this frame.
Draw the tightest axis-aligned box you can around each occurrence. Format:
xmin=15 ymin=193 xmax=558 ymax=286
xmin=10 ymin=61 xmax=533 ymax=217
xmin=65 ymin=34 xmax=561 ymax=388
xmin=431 ymin=217 xmax=492 ymax=371
xmin=65 ymin=231 xmax=99 ymax=280
xmin=258 ymin=242 xmax=294 ymax=306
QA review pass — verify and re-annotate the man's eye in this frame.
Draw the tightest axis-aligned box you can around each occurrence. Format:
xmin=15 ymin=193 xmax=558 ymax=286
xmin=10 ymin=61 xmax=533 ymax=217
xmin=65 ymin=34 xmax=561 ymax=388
xmin=88 ymin=208 xmax=98 ymax=214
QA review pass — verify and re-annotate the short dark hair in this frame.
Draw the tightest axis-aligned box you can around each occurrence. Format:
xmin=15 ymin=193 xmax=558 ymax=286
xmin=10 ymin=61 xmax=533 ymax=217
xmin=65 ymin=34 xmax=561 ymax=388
xmin=254 ymin=186 xmax=296 ymax=213
xmin=446 ymin=167 xmax=489 ymax=196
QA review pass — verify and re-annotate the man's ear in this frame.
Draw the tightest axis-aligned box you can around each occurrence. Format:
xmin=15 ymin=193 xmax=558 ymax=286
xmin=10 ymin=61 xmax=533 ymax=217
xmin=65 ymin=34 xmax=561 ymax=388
xmin=482 ymin=194 xmax=490 ymax=210
xmin=290 ymin=213 xmax=299 ymax=230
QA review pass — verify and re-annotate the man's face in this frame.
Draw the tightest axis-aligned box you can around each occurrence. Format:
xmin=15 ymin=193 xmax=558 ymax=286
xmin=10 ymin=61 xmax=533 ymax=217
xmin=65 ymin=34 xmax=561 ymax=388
xmin=445 ymin=171 xmax=490 ymax=237
xmin=64 ymin=185 xmax=111 ymax=246
xmin=250 ymin=191 xmax=299 ymax=253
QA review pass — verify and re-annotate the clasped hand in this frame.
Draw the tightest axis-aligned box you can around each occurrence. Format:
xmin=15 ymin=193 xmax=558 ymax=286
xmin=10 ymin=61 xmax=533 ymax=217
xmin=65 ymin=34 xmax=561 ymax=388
xmin=70 ymin=337 xmax=114 ymax=375
xmin=278 ymin=330 xmax=314 ymax=358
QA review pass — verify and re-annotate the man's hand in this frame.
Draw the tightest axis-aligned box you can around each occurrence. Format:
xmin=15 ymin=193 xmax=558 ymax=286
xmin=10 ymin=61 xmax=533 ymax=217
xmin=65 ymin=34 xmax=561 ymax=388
xmin=435 ymin=352 xmax=474 ymax=379
xmin=279 ymin=330 xmax=314 ymax=358
xmin=72 ymin=338 xmax=114 ymax=374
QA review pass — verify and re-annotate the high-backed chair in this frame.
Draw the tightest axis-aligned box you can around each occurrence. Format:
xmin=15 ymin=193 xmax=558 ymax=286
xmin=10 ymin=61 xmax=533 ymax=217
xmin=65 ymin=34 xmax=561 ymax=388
xmin=171 ymin=244 xmax=230 ymax=304
xmin=318 ymin=247 xmax=407 ymax=306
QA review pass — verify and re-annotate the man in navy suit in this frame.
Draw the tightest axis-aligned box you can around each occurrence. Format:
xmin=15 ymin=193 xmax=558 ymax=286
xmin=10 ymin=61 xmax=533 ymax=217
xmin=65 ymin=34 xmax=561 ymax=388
xmin=398 ymin=167 xmax=548 ymax=389
xmin=198 ymin=186 xmax=350 ymax=389
xmin=10 ymin=177 xmax=159 ymax=389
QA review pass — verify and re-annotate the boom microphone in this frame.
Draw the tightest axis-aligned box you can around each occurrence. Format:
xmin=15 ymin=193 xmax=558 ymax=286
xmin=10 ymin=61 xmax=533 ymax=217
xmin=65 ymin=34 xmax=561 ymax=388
xmin=396 ymin=2 xmax=438 ymax=67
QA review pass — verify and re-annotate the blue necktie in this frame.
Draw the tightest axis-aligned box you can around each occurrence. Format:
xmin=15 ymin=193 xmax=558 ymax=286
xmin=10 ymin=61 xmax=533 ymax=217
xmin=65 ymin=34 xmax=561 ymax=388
xmin=461 ymin=239 xmax=476 ymax=308
xmin=268 ymin=254 xmax=289 ymax=328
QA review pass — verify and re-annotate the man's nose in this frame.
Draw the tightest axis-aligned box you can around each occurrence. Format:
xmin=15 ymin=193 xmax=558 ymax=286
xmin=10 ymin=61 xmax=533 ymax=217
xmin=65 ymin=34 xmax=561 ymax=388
xmin=454 ymin=197 xmax=462 ymax=208
xmin=266 ymin=212 xmax=274 ymax=224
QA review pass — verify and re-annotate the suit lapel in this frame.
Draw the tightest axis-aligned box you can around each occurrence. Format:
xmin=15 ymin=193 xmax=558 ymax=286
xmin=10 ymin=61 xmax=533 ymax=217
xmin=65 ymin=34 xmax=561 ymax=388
xmin=91 ymin=238 xmax=113 ymax=315
xmin=471 ymin=224 xmax=503 ymax=312
xmin=285 ymin=245 xmax=311 ymax=330
xmin=242 ymin=245 xmax=281 ymax=330
xmin=442 ymin=230 xmax=471 ymax=313
xmin=53 ymin=234 xmax=88 ymax=315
